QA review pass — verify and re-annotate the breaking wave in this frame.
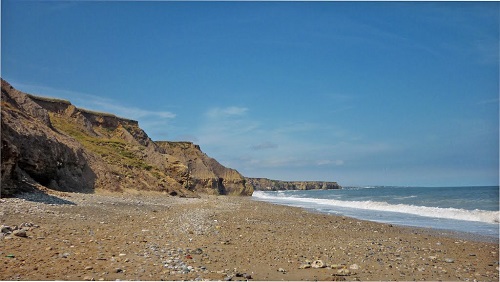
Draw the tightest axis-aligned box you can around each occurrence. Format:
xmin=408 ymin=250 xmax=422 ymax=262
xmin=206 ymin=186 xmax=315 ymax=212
xmin=252 ymin=190 xmax=499 ymax=224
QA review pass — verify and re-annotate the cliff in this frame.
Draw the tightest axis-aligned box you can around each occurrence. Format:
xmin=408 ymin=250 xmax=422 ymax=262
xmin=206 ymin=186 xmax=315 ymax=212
xmin=246 ymin=177 xmax=341 ymax=191
xmin=1 ymin=79 xmax=253 ymax=197
xmin=156 ymin=141 xmax=253 ymax=196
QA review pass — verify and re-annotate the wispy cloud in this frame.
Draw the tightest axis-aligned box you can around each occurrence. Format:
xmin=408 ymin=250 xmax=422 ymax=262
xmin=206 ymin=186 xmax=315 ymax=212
xmin=10 ymin=82 xmax=176 ymax=120
xmin=250 ymin=141 xmax=279 ymax=150
xmin=316 ymin=159 xmax=344 ymax=166
xmin=197 ymin=107 xmax=258 ymax=147
xmin=90 ymin=100 xmax=176 ymax=120
xmin=195 ymin=103 xmax=400 ymax=180
xmin=206 ymin=106 xmax=248 ymax=118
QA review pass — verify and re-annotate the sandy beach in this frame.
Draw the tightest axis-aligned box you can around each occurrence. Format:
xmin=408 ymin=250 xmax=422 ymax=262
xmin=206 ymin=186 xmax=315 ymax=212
xmin=1 ymin=189 xmax=498 ymax=281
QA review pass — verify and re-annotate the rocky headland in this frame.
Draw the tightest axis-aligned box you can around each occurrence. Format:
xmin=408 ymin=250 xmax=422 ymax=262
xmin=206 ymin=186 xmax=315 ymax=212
xmin=247 ymin=177 xmax=341 ymax=191
xmin=1 ymin=79 xmax=252 ymax=197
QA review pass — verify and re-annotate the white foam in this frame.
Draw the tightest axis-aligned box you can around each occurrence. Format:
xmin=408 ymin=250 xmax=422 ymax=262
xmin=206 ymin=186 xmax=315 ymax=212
xmin=252 ymin=191 xmax=499 ymax=224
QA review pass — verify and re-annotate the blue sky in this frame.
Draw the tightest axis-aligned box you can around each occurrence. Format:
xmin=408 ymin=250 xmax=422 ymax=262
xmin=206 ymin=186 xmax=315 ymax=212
xmin=2 ymin=1 xmax=499 ymax=187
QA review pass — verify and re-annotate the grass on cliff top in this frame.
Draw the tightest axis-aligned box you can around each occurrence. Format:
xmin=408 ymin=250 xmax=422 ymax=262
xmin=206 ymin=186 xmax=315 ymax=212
xmin=49 ymin=113 xmax=154 ymax=171
xmin=26 ymin=94 xmax=71 ymax=105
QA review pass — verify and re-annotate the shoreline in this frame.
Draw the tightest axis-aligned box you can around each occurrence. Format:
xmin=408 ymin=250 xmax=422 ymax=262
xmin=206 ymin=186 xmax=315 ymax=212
xmin=1 ymin=190 xmax=499 ymax=281
xmin=251 ymin=187 xmax=500 ymax=242
xmin=250 ymin=198 xmax=499 ymax=244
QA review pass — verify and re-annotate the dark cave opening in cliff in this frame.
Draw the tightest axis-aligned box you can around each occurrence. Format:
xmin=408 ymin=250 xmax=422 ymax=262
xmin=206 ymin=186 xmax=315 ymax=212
xmin=217 ymin=178 xmax=225 ymax=195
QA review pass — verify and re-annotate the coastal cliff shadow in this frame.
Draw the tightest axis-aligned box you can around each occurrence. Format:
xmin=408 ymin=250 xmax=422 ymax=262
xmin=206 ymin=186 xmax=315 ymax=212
xmin=14 ymin=189 xmax=76 ymax=206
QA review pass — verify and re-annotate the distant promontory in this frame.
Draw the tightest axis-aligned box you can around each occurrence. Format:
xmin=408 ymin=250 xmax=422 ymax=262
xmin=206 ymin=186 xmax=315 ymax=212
xmin=247 ymin=177 xmax=341 ymax=191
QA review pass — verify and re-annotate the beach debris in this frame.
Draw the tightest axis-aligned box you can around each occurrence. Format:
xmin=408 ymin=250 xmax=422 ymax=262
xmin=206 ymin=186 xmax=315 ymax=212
xmin=311 ymin=259 xmax=326 ymax=268
xmin=85 ymin=266 xmax=93 ymax=270
xmin=278 ymin=267 xmax=286 ymax=273
xmin=349 ymin=264 xmax=359 ymax=270
xmin=444 ymin=258 xmax=455 ymax=263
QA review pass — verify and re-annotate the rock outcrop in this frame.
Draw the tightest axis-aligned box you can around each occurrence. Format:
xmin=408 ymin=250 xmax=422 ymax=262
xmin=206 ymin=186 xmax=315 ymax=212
xmin=246 ymin=177 xmax=341 ymax=191
xmin=156 ymin=142 xmax=253 ymax=196
xmin=1 ymin=79 xmax=253 ymax=197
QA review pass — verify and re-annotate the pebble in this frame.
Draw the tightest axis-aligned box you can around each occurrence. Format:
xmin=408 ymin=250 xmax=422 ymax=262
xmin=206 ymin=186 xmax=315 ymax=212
xmin=83 ymin=275 xmax=94 ymax=281
xmin=278 ymin=267 xmax=286 ymax=273
xmin=444 ymin=258 xmax=455 ymax=263
xmin=85 ymin=266 xmax=93 ymax=270
xmin=349 ymin=264 xmax=359 ymax=270
xmin=1 ymin=225 xmax=12 ymax=234
xmin=336 ymin=269 xmax=351 ymax=276
xmin=19 ymin=222 xmax=35 ymax=229
xmin=311 ymin=260 xmax=325 ymax=268
xmin=13 ymin=229 xmax=27 ymax=237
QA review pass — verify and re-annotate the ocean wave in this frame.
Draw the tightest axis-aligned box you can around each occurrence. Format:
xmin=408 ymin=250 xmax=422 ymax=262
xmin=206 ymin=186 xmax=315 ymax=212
xmin=252 ymin=191 xmax=500 ymax=224
xmin=393 ymin=195 xmax=417 ymax=200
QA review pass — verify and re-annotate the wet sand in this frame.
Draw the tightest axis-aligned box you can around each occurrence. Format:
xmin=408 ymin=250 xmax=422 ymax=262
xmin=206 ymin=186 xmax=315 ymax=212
xmin=1 ymin=189 xmax=498 ymax=281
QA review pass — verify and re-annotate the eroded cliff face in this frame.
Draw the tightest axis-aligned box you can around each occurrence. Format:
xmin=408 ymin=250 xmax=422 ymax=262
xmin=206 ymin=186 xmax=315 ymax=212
xmin=246 ymin=177 xmax=341 ymax=191
xmin=1 ymin=81 xmax=98 ymax=196
xmin=156 ymin=141 xmax=253 ymax=196
xmin=1 ymin=79 xmax=253 ymax=197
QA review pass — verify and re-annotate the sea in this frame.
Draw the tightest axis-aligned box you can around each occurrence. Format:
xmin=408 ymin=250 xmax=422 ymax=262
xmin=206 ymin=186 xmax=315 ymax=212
xmin=252 ymin=186 xmax=499 ymax=240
